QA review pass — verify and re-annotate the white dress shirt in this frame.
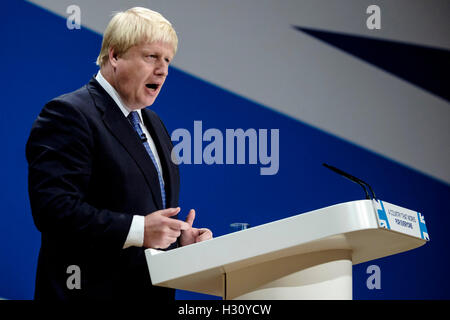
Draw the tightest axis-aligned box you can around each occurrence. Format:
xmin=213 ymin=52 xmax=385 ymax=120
xmin=95 ymin=71 xmax=164 ymax=249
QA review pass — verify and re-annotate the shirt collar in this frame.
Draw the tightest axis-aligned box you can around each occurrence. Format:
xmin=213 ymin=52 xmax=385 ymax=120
xmin=95 ymin=71 xmax=143 ymax=123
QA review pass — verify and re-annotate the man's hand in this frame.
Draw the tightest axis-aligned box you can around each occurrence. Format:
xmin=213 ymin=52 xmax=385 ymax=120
xmin=143 ymin=207 xmax=189 ymax=249
xmin=179 ymin=209 xmax=213 ymax=246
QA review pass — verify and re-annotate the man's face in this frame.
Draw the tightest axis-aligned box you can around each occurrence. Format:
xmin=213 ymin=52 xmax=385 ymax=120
xmin=111 ymin=41 xmax=174 ymax=109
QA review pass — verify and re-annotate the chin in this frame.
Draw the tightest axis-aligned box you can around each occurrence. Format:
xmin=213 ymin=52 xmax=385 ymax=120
xmin=144 ymin=96 xmax=157 ymax=107
xmin=134 ymin=99 xmax=154 ymax=109
xmin=145 ymin=100 xmax=156 ymax=107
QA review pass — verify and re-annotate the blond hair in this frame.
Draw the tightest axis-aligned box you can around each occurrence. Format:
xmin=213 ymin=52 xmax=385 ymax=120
xmin=96 ymin=7 xmax=178 ymax=67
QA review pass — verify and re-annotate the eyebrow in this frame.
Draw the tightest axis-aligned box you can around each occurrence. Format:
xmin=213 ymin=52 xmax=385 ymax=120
xmin=142 ymin=49 xmax=172 ymax=59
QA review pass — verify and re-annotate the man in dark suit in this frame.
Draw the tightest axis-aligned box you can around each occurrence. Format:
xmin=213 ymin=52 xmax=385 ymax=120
xmin=26 ymin=7 xmax=212 ymax=300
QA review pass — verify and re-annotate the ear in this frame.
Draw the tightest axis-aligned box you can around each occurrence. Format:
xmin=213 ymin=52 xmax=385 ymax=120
xmin=108 ymin=47 xmax=119 ymax=67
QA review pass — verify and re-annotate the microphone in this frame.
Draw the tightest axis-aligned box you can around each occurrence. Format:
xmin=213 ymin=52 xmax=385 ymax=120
xmin=322 ymin=163 xmax=376 ymax=200
xmin=140 ymin=133 xmax=148 ymax=143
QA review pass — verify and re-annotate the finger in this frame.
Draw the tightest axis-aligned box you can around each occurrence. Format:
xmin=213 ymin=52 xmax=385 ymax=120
xmin=160 ymin=235 xmax=179 ymax=248
xmin=159 ymin=207 xmax=181 ymax=217
xmin=196 ymin=228 xmax=213 ymax=242
xmin=165 ymin=216 xmax=190 ymax=231
xmin=167 ymin=236 xmax=178 ymax=245
xmin=159 ymin=240 xmax=176 ymax=249
xmin=185 ymin=209 xmax=195 ymax=227
xmin=166 ymin=227 xmax=181 ymax=238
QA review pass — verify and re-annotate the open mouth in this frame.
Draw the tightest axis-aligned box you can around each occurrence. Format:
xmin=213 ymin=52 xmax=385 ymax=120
xmin=145 ymin=83 xmax=160 ymax=91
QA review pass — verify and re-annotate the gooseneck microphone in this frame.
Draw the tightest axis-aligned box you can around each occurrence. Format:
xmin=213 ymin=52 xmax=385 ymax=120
xmin=322 ymin=163 xmax=376 ymax=200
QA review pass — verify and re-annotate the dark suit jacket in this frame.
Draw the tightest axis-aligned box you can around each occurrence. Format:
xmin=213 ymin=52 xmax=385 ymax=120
xmin=26 ymin=77 xmax=180 ymax=300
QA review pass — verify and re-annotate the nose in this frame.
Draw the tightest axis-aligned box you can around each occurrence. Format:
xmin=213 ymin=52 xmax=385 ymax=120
xmin=154 ymin=61 xmax=169 ymax=77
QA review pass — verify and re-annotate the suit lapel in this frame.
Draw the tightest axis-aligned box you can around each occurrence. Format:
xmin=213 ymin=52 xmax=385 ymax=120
xmin=87 ymin=77 xmax=164 ymax=209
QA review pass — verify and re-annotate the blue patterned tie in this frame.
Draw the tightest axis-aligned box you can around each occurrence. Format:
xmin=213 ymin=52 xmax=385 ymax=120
xmin=128 ymin=111 xmax=166 ymax=209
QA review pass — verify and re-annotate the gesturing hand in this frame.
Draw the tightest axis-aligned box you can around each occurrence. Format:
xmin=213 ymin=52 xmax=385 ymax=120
xmin=179 ymin=209 xmax=213 ymax=246
xmin=143 ymin=207 xmax=189 ymax=249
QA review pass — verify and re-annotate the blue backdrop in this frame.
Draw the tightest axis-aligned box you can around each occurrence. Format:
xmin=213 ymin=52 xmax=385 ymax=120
xmin=1 ymin=0 xmax=449 ymax=299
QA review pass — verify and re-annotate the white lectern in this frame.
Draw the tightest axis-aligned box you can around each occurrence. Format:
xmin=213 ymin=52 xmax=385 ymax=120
xmin=145 ymin=200 xmax=429 ymax=300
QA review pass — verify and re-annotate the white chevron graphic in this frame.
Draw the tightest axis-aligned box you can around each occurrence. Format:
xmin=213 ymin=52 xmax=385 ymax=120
xmin=27 ymin=0 xmax=450 ymax=184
